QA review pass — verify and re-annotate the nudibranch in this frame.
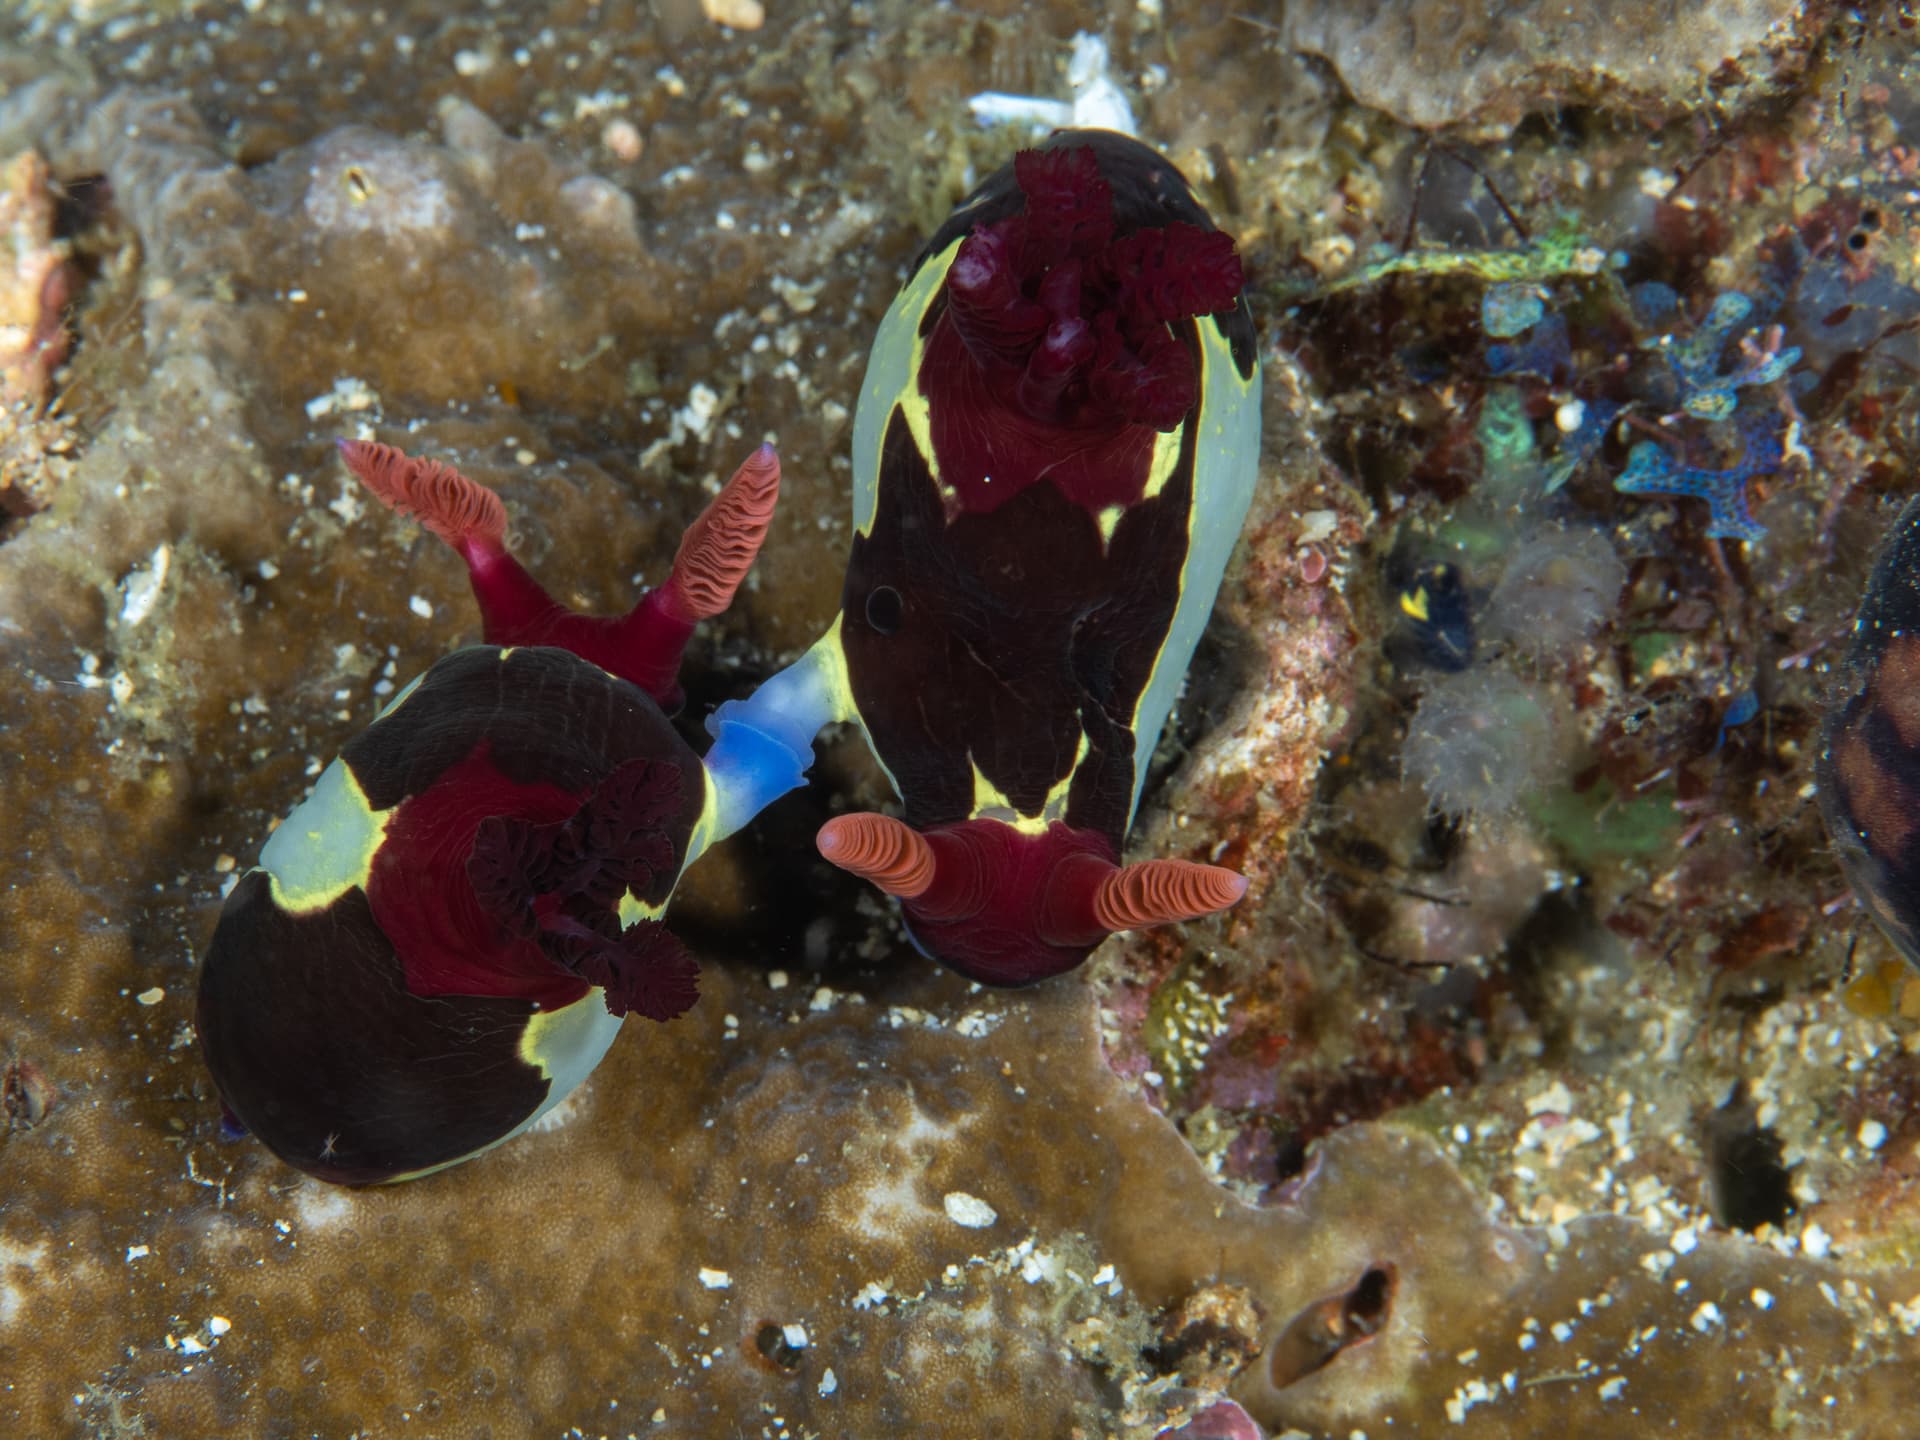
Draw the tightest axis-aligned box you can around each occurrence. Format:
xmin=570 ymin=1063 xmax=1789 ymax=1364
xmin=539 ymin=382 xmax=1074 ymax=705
xmin=197 ymin=441 xmax=781 ymax=1183
xmin=1819 ymin=495 xmax=1920 ymax=969
xmin=704 ymin=130 xmax=1262 ymax=985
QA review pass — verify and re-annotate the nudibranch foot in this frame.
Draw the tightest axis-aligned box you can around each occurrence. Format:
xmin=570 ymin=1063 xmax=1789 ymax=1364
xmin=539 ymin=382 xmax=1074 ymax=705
xmin=817 ymin=813 xmax=1247 ymax=986
xmin=340 ymin=439 xmax=781 ymax=708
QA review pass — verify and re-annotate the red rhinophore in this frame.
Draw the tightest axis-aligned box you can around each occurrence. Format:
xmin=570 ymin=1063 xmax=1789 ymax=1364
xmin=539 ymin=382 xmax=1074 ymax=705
xmin=339 ymin=440 xmax=781 ymax=708
xmin=816 ymin=813 xmax=1248 ymax=986
xmin=926 ymin=145 xmax=1244 ymax=517
xmin=339 ymin=439 xmax=508 ymax=552
xmin=657 ymin=443 xmax=783 ymax=624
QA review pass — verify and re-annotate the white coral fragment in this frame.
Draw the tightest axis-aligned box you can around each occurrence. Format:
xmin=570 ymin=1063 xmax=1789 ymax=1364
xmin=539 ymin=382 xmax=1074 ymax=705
xmin=118 ymin=543 xmax=171 ymax=628
xmin=702 ymin=0 xmax=765 ymax=31
xmin=943 ymin=1191 xmax=998 ymax=1229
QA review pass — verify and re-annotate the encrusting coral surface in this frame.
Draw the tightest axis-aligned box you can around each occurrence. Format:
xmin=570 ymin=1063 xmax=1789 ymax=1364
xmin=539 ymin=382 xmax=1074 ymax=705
xmin=4 ymin=2 xmax=1920 ymax=1437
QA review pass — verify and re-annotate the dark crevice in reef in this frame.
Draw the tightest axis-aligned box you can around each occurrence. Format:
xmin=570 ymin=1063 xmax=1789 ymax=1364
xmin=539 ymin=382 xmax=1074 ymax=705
xmin=1390 ymin=142 xmax=1527 ymax=253
xmin=1267 ymin=1263 xmax=1397 ymax=1388
xmin=682 ymin=778 xmax=903 ymax=985
xmin=1257 ymin=1016 xmax=1486 ymax=1189
xmin=1142 ymin=612 xmax=1261 ymax=816
xmin=39 ymin=172 xmax=112 ymax=385
xmin=671 ymin=655 xmax=911 ymax=988
xmin=1703 ymin=1081 xmax=1797 ymax=1233
xmin=1509 ymin=104 xmax=1628 ymax=148
xmin=1146 ymin=1291 xmax=1262 ymax=1382
xmin=1497 ymin=886 xmax=1597 ymax=1059
xmin=751 ymin=1320 xmax=806 ymax=1372
xmin=51 ymin=172 xmax=114 ymax=242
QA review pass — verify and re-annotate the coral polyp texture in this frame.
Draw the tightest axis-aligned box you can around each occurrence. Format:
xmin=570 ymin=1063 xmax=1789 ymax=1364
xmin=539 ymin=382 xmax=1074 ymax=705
xmin=6 ymin=3 xmax=1920 ymax=1438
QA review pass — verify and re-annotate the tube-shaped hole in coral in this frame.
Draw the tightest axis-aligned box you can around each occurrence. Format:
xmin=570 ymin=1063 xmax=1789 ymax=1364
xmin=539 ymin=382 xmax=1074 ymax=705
xmin=1266 ymin=1263 xmax=1397 ymax=1389
xmin=1703 ymin=1082 xmax=1797 ymax=1233
xmin=752 ymin=1321 xmax=806 ymax=1372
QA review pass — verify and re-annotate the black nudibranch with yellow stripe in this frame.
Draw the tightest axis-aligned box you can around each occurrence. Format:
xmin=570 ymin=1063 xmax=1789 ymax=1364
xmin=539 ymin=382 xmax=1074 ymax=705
xmin=198 ymin=130 xmax=1261 ymax=1184
xmin=198 ymin=444 xmax=781 ymax=1184
xmin=713 ymin=130 xmax=1261 ymax=984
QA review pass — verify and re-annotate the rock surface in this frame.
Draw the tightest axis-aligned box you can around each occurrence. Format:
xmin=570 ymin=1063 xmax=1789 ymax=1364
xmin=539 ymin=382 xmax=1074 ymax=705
xmin=1283 ymin=0 xmax=1826 ymax=134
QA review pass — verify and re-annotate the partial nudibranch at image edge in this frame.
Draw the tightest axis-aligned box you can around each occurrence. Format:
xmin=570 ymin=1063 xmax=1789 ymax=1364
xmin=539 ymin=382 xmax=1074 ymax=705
xmin=196 ymin=442 xmax=782 ymax=1184
xmin=1818 ymin=494 xmax=1920 ymax=971
xmin=706 ymin=129 xmax=1263 ymax=985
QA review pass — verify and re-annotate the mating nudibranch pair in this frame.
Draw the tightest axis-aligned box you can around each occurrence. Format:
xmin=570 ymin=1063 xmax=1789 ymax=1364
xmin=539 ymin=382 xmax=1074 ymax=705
xmin=197 ymin=130 xmax=1263 ymax=1183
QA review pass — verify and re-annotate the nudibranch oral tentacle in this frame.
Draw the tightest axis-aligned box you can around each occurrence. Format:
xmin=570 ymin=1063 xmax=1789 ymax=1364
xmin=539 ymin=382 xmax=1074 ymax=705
xmin=721 ymin=129 xmax=1262 ymax=985
xmin=198 ymin=443 xmax=782 ymax=1184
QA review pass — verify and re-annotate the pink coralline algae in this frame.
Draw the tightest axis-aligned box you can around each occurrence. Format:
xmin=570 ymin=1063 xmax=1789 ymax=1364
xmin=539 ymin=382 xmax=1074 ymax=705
xmin=1156 ymin=1398 xmax=1268 ymax=1438
xmin=0 ymin=150 xmax=69 ymax=411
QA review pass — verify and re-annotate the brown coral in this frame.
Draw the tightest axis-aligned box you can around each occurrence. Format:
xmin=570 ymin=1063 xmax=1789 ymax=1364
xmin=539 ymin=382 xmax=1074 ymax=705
xmin=3 ymin=5 xmax=1920 ymax=1438
xmin=1282 ymin=0 xmax=1827 ymax=135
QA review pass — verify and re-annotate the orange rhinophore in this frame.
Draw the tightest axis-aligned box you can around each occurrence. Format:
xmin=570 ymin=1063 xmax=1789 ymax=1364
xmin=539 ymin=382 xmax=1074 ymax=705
xmin=816 ymin=813 xmax=935 ymax=898
xmin=816 ymin=809 xmax=1249 ymax=985
xmin=1090 ymin=860 xmax=1249 ymax=934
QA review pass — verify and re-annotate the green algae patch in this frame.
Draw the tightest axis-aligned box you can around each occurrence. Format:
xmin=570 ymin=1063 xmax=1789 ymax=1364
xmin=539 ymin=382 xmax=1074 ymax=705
xmin=1527 ymin=778 xmax=1681 ymax=865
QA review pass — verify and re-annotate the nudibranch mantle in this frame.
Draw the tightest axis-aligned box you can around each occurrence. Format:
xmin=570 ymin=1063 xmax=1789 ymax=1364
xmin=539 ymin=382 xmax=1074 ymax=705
xmin=198 ymin=444 xmax=781 ymax=1184
xmin=710 ymin=130 xmax=1261 ymax=986
xmin=1819 ymin=495 xmax=1920 ymax=970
